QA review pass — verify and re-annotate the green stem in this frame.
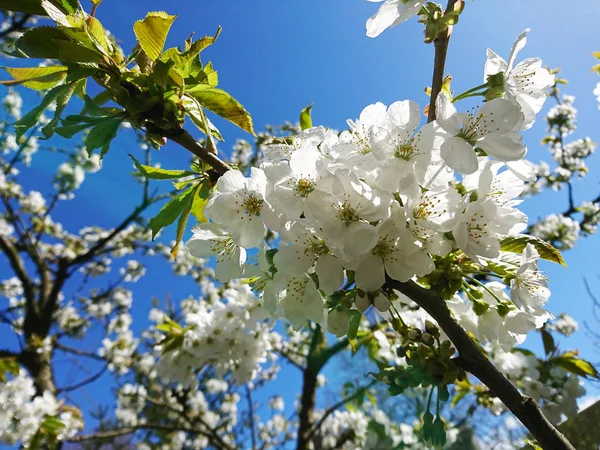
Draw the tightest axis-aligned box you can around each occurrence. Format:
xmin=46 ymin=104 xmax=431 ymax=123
xmin=452 ymin=83 xmax=488 ymax=103
xmin=426 ymin=386 xmax=435 ymax=413
xmin=465 ymin=276 xmax=506 ymax=306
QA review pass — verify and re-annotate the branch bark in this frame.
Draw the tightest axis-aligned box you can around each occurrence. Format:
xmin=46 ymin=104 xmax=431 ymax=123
xmin=169 ymin=130 xmax=230 ymax=177
xmin=386 ymin=277 xmax=575 ymax=450
xmin=427 ymin=0 xmax=458 ymax=123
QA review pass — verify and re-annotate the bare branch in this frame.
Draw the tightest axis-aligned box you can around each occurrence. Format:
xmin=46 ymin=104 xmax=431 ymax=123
xmin=427 ymin=0 xmax=459 ymax=122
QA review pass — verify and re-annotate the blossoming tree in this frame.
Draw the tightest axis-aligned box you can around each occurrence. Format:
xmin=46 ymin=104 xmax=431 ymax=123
xmin=1 ymin=1 xmax=600 ymax=449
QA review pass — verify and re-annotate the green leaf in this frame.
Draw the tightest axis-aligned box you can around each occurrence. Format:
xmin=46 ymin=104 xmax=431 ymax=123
xmin=190 ymin=180 xmax=211 ymax=223
xmin=0 ymin=0 xmax=47 ymax=14
xmin=450 ymin=389 xmax=468 ymax=409
xmin=188 ymin=87 xmax=254 ymax=135
xmin=41 ymin=80 xmax=82 ymax=138
xmin=129 ymin=154 xmax=195 ymax=180
xmin=347 ymin=309 xmax=361 ymax=345
xmin=56 ymin=40 xmax=105 ymax=64
xmin=42 ymin=416 xmax=66 ymax=432
xmin=149 ymin=187 xmax=194 ymax=240
xmin=133 ymin=11 xmax=177 ymax=61
xmin=555 ymin=356 xmax=599 ymax=379
xmin=2 ymin=66 xmax=67 ymax=90
xmin=170 ymin=186 xmax=195 ymax=259
xmin=41 ymin=0 xmax=71 ymax=26
xmin=541 ymin=328 xmax=555 ymax=356
xmin=300 ymin=104 xmax=313 ymax=130
xmin=499 ymin=234 xmax=567 ymax=267
xmin=0 ymin=0 xmax=78 ymax=15
xmin=85 ymin=116 xmax=124 ymax=157
xmin=0 ymin=357 xmax=20 ymax=383
xmin=160 ymin=27 xmax=221 ymax=70
xmin=86 ymin=16 xmax=109 ymax=54
xmin=182 ymin=94 xmax=224 ymax=142
xmin=14 ymin=83 xmax=75 ymax=139
xmin=15 ymin=27 xmax=70 ymax=59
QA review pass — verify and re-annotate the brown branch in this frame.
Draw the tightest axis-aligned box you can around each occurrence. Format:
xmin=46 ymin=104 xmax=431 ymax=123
xmin=0 ymin=234 xmax=36 ymax=311
xmin=385 ymin=277 xmax=575 ymax=450
xmin=427 ymin=0 xmax=458 ymax=123
xmin=57 ymin=363 xmax=108 ymax=393
xmin=66 ymin=423 xmax=222 ymax=444
xmin=295 ymin=326 xmax=325 ymax=450
xmin=306 ymin=380 xmax=377 ymax=442
xmin=169 ymin=129 xmax=230 ymax=177
xmin=245 ymin=385 xmax=257 ymax=450
xmin=54 ymin=342 xmax=106 ymax=362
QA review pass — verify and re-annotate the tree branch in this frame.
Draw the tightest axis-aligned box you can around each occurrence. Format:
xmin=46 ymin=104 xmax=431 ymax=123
xmin=66 ymin=422 xmax=223 ymax=444
xmin=385 ymin=277 xmax=575 ymax=450
xmin=0 ymin=233 xmax=37 ymax=316
xmin=427 ymin=0 xmax=458 ymax=123
xmin=169 ymin=129 xmax=230 ymax=177
xmin=245 ymin=384 xmax=257 ymax=450
xmin=57 ymin=363 xmax=108 ymax=393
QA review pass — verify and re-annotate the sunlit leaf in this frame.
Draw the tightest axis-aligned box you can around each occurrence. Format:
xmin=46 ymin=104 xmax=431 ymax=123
xmin=133 ymin=11 xmax=177 ymax=61
xmin=499 ymin=234 xmax=567 ymax=267
xmin=129 ymin=154 xmax=195 ymax=180
xmin=2 ymin=66 xmax=67 ymax=90
xmin=188 ymin=87 xmax=254 ymax=135
xmin=149 ymin=187 xmax=194 ymax=240
xmin=300 ymin=104 xmax=313 ymax=130
xmin=554 ymin=355 xmax=599 ymax=379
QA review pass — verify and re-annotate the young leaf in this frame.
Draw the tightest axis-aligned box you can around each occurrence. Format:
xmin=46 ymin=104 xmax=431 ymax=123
xmin=14 ymin=83 xmax=75 ymax=138
xmin=190 ymin=180 xmax=211 ymax=223
xmin=2 ymin=66 xmax=68 ymax=90
xmin=149 ymin=187 xmax=194 ymax=240
xmin=499 ymin=234 xmax=567 ymax=267
xmin=170 ymin=187 xmax=195 ymax=259
xmin=86 ymin=16 xmax=110 ymax=54
xmin=129 ymin=154 xmax=195 ymax=180
xmin=133 ymin=11 xmax=177 ymax=61
xmin=0 ymin=357 xmax=20 ymax=383
xmin=42 ymin=80 xmax=83 ymax=138
xmin=160 ymin=27 xmax=221 ymax=70
xmin=554 ymin=356 xmax=599 ymax=379
xmin=85 ymin=116 xmax=124 ymax=157
xmin=541 ymin=328 xmax=556 ymax=356
xmin=15 ymin=27 xmax=70 ymax=59
xmin=300 ymin=104 xmax=313 ymax=130
xmin=188 ymin=87 xmax=254 ymax=135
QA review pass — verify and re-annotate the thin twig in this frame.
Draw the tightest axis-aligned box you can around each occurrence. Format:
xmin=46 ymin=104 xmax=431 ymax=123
xmin=427 ymin=0 xmax=458 ymax=123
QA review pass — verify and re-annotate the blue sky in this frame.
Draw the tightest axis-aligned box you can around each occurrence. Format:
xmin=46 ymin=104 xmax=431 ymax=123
xmin=3 ymin=0 xmax=600 ymax=440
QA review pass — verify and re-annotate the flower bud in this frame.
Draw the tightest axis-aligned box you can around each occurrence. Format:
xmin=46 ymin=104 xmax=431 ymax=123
xmin=407 ymin=329 xmax=421 ymax=342
xmin=355 ymin=292 xmax=371 ymax=314
xmin=372 ymin=292 xmax=389 ymax=312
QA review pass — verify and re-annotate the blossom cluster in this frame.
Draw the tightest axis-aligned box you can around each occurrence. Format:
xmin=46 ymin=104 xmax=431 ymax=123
xmin=0 ymin=373 xmax=82 ymax=447
xmin=187 ymin=31 xmax=555 ymax=343
xmin=153 ymin=281 xmax=279 ymax=385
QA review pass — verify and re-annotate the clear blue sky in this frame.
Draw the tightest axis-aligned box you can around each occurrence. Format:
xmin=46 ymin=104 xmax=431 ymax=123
xmin=3 ymin=0 xmax=600 ymax=438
